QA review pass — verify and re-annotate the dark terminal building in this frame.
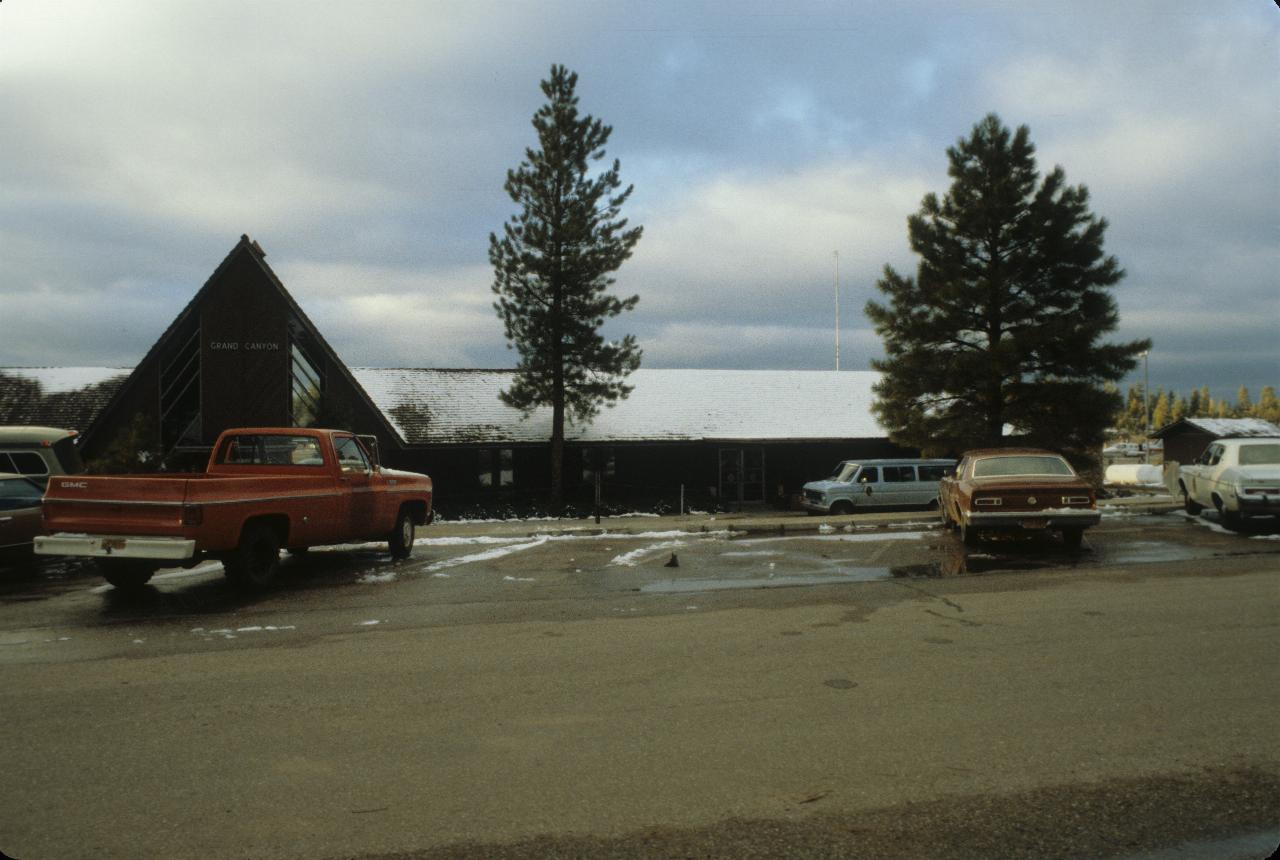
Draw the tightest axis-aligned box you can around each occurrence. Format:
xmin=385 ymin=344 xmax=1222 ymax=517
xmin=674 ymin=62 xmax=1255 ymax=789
xmin=1 ymin=236 xmax=908 ymax=514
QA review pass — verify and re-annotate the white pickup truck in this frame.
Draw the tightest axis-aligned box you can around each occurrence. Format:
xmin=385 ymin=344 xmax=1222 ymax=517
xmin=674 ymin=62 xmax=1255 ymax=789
xmin=1178 ymin=437 xmax=1280 ymax=527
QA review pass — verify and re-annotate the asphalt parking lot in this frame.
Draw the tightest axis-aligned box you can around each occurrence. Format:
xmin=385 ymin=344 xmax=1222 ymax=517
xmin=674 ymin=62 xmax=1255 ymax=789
xmin=2 ymin=498 xmax=1278 ymax=860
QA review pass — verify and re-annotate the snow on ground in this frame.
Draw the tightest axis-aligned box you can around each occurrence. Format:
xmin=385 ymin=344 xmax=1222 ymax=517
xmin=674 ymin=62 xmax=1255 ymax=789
xmin=610 ymin=540 xmax=688 ymax=567
xmin=738 ymin=531 xmax=930 ymax=545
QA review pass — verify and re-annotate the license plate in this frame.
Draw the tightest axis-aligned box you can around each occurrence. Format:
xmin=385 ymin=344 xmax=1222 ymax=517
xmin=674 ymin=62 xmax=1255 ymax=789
xmin=1020 ymin=519 xmax=1049 ymax=529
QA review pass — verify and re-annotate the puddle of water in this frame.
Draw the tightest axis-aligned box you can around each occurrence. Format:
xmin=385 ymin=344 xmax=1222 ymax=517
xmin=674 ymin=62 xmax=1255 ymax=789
xmin=1115 ymin=828 xmax=1280 ymax=860
xmin=640 ymin=569 xmax=890 ymax=593
xmin=1094 ymin=541 xmax=1204 ymax=566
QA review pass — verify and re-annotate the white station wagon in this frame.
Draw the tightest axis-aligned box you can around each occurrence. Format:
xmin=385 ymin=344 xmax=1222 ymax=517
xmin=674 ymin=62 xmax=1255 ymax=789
xmin=1178 ymin=437 xmax=1280 ymax=527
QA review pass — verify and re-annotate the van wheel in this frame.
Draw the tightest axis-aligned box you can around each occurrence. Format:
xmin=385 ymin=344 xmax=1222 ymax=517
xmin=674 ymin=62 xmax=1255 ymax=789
xmin=96 ymin=559 xmax=155 ymax=590
xmin=224 ymin=524 xmax=281 ymax=588
xmin=389 ymin=508 xmax=415 ymax=560
xmin=830 ymin=500 xmax=854 ymax=516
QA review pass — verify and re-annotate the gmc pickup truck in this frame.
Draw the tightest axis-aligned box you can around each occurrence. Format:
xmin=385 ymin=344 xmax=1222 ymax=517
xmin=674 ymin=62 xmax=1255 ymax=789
xmin=35 ymin=428 xmax=433 ymax=589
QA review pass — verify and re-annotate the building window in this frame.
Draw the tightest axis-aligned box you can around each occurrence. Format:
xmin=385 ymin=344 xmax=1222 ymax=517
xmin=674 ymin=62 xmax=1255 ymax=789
xmin=478 ymin=448 xmax=514 ymax=489
xmin=291 ymin=341 xmax=323 ymax=427
xmin=160 ymin=326 xmax=201 ymax=451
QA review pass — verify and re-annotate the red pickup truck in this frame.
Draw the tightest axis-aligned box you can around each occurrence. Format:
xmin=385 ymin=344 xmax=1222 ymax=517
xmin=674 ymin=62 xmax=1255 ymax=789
xmin=35 ymin=428 xmax=433 ymax=589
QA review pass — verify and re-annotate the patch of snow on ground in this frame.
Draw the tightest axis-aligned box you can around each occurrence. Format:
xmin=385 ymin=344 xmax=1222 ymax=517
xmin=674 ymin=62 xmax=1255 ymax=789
xmin=610 ymin=540 xmax=687 ymax=567
xmin=503 ymin=575 xmax=536 ymax=582
xmin=425 ymin=536 xmax=550 ymax=573
xmin=740 ymin=531 xmax=929 ymax=545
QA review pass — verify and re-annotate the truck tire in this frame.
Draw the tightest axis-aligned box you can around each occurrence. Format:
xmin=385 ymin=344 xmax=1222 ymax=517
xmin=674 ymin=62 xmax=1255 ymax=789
xmin=96 ymin=559 xmax=156 ymax=590
xmin=1061 ymin=527 xmax=1084 ymax=550
xmin=389 ymin=507 xmax=415 ymax=560
xmin=830 ymin=500 xmax=855 ymax=516
xmin=224 ymin=523 xmax=281 ymax=588
xmin=960 ymin=520 xmax=980 ymax=547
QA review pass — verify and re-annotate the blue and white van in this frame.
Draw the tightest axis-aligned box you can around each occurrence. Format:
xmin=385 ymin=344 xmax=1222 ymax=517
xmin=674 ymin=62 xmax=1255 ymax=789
xmin=801 ymin=458 xmax=956 ymax=515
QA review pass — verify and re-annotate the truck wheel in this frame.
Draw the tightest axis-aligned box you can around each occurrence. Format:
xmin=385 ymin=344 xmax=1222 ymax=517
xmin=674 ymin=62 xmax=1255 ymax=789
xmin=1061 ymin=528 xmax=1084 ymax=550
xmin=389 ymin=508 xmax=415 ymax=560
xmin=224 ymin=524 xmax=281 ymax=588
xmin=960 ymin=520 xmax=980 ymax=547
xmin=830 ymin=500 xmax=854 ymax=516
xmin=96 ymin=559 xmax=155 ymax=590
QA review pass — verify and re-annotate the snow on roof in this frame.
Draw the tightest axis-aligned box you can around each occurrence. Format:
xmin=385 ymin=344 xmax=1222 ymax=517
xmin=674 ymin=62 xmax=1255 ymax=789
xmin=1 ymin=367 xmax=131 ymax=394
xmin=1175 ymin=417 xmax=1280 ymax=438
xmin=351 ymin=368 xmax=887 ymax=445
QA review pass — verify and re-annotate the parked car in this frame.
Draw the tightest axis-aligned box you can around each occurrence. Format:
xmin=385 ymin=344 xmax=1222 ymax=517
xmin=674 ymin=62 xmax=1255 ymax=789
xmin=36 ymin=427 xmax=433 ymax=589
xmin=801 ymin=458 xmax=956 ymax=515
xmin=1177 ymin=437 xmax=1280 ymax=527
xmin=939 ymin=448 xmax=1100 ymax=548
xmin=0 ymin=426 xmax=83 ymax=488
xmin=0 ymin=472 xmax=45 ymax=561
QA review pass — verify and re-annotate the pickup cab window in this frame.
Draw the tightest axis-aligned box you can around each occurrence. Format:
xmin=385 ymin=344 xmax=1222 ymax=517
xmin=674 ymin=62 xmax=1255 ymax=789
xmin=217 ymin=435 xmax=326 ymax=467
xmin=334 ymin=436 xmax=371 ymax=473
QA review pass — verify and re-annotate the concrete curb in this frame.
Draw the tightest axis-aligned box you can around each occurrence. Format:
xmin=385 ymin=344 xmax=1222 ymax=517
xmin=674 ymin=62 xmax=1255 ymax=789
xmin=427 ymin=495 xmax=1180 ymax=540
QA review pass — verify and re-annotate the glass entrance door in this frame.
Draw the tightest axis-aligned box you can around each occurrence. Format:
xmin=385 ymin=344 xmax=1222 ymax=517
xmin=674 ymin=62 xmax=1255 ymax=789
xmin=718 ymin=447 xmax=765 ymax=508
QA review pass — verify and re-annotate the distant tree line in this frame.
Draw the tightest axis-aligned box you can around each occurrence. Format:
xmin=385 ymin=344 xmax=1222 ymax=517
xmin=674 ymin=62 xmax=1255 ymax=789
xmin=1111 ymin=384 xmax=1280 ymax=436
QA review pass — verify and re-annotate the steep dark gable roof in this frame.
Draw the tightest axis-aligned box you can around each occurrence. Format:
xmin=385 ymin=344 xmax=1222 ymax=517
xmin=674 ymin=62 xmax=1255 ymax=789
xmin=82 ymin=235 xmax=404 ymax=448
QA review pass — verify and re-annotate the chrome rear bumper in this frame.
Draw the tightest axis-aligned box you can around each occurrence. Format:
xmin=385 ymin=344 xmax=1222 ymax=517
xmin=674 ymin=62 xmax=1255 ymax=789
xmin=35 ymin=533 xmax=196 ymax=560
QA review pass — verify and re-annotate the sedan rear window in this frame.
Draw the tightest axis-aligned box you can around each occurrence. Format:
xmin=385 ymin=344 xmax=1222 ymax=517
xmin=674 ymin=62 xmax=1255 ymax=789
xmin=973 ymin=456 xmax=1075 ymax=477
xmin=1239 ymin=444 xmax=1280 ymax=466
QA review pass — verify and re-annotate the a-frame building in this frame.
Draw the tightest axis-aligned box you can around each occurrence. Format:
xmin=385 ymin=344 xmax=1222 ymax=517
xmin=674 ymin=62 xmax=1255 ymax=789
xmin=79 ymin=235 xmax=400 ymax=467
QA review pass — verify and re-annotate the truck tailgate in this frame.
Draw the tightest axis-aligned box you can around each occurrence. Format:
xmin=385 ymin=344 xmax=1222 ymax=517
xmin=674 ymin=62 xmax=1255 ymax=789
xmin=42 ymin=475 xmax=193 ymax=536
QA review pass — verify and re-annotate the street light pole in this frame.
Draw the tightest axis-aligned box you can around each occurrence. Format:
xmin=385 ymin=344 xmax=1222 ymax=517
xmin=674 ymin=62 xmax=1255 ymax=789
xmin=1142 ymin=350 xmax=1150 ymax=464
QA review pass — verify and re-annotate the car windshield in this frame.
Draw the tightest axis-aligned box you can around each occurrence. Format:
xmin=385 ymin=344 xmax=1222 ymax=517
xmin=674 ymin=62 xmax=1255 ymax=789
xmin=1239 ymin=444 xmax=1280 ymax=465
xmin=973 ymin=455 xmax=1075 ymax=477
xmin=830 ymin=462 xmax=859 ymax=482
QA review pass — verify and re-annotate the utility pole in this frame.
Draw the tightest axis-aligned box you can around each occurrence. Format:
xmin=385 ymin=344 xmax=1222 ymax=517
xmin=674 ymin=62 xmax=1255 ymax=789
xmin=1141 ymin=350 xmax=1150 ymax=464
xmin=833 ymin=250 xmax=840 ymax=371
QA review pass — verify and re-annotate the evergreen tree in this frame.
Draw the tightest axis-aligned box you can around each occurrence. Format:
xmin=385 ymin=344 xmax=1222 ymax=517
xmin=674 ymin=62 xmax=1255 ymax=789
xmin=1170 ymin=390 xmax=1187 ymax=423
xmin=1235 ymin=385 xmax=1252 ymax=417
xmin=490 ymin=65 xmax=643 ymax=510
xmin=1257 ymin=386 xmax=1280 ymax=424
xmin=865 ymin=114 xmax=1149 ymax=466
xmin=1150 ymin=389 xmax=1171 ymax=430
xmin=1187 ymin=388 xmax=1201 ymax=418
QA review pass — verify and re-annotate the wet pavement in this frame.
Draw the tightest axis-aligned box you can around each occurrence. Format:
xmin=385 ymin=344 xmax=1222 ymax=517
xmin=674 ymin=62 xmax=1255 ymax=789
xmin=3 ymin=500 xmax=1278 ymax=860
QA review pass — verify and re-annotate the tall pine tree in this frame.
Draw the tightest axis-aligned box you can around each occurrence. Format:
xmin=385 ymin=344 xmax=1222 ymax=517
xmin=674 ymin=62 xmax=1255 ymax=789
xmin=865 ymin=114 xmax=1150 ymax=466
xmin=490 ymin=65 xmax=643 ymax=510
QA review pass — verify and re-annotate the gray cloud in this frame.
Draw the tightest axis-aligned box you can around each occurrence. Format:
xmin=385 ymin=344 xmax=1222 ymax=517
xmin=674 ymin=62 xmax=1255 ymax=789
xmin=1 ymin=0 xmax=1275 ymax=403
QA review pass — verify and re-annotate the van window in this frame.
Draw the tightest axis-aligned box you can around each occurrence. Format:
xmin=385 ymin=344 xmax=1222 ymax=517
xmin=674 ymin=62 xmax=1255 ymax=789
xmin=882 ymin=465 xmax=915 ymax=483
xmin=917 ymin=464 xmax=951 ymax=482
xmin=856 ymin=467 xmax=879 ymax=484
xmin=0 ymin=451 xmax=49 ymax=476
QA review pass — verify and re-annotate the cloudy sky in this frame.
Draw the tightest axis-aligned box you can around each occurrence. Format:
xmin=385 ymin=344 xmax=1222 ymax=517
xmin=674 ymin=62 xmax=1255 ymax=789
xmin=1 ymin=1 xmax=1276 ymax=400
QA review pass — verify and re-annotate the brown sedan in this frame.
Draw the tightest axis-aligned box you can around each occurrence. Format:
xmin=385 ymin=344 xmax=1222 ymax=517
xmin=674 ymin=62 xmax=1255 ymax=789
xmin=939 ymin=448 xmax=1100 ymax=548
xmin=0 ymin=472 xmax=45 ymax=561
